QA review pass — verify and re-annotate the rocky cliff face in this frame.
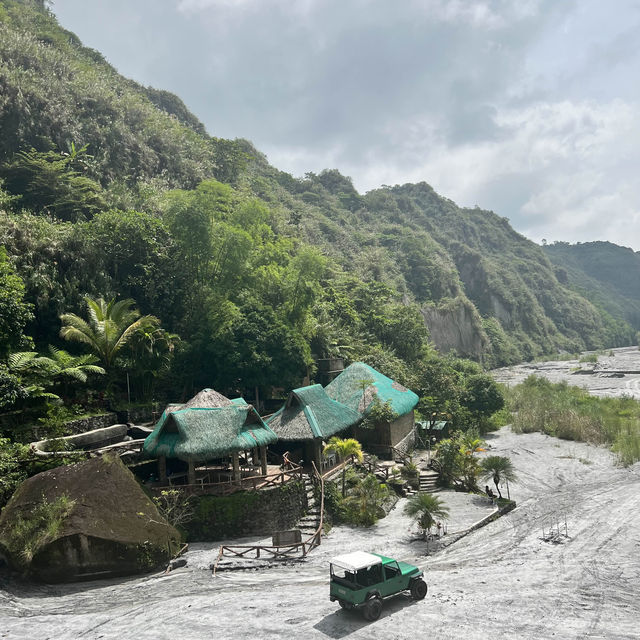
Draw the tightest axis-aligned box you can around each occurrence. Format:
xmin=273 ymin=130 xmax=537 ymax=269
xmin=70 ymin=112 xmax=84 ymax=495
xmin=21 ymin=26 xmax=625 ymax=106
xmin=421 ymin=298 xmax=488 ymax=360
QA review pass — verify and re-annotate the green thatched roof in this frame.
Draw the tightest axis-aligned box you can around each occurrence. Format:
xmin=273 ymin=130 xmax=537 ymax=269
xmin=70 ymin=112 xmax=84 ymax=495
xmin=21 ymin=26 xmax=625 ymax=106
xmin=266 ymin=384 xmax=361 ymax=441
xmin=324 ymin=362 xmax=419 ymax=416
xmin=143 ymin=404 xmax=277 ymax=462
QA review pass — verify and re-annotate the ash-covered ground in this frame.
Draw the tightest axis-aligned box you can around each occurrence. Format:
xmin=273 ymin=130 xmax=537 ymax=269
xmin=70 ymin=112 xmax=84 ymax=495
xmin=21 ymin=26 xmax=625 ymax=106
xmin=492 ymin=345 xmax=640 ymax=399
xmin=2 ymin=425 xmax=639 ymax=640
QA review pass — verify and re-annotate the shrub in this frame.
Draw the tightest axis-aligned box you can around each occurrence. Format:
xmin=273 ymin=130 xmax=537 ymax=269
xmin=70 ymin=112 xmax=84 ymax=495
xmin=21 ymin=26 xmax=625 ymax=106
xmin=1 ymin=493 xmax=75 ymax=570
xmin=506 ymin=376 xmax=640 ymax=465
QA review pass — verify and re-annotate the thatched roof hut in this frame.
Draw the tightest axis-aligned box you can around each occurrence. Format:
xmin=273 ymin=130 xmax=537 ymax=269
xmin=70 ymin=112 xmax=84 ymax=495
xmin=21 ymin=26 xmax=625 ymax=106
xmin=324 ymin=362 xmax=419 ymax=416
xmin=143 ymin=404 xmax=276 ymax=463
xmin=267 ymin=384 xmax=361 ymax=469
xmin=267 ymin=384 xmax=361 ymax=441
xmin=325 ymin=363 xmax=420 ymax=455
xmin=144 ymin=389 xmax=277 ymax=484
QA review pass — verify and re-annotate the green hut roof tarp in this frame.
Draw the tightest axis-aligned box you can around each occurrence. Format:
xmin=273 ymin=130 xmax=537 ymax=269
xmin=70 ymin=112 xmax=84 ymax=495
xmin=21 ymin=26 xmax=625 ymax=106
xmin=143 ymin=405 xmax=277 ymax=462
xmin=266 ymin=384 xmax=361 ymax=441
xmin=324 ymin=362 xmax=419 ymax=416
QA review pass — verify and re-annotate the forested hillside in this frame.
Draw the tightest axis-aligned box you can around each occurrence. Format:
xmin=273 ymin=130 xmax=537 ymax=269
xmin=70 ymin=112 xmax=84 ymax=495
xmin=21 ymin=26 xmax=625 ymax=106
xmin=0 ymin=0 xmax=634 ymax=422
xmin=544 ymin=241 xmax=640 ymax=337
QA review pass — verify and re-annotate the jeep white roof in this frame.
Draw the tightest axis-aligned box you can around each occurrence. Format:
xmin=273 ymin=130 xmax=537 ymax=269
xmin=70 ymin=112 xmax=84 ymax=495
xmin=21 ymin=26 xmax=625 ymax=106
xmin=330 ymin=551 xmax=382 ymax=571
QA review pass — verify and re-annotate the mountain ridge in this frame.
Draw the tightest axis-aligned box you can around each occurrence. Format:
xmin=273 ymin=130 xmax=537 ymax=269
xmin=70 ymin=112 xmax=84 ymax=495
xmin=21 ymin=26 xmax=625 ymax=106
xmin=0 ymin=0 xmax=635 ymax=390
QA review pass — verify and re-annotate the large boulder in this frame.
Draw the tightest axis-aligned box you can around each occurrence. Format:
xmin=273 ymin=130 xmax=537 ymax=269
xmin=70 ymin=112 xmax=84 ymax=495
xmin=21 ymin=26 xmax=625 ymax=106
xmin=0 ymin=455 xmax=180 ymax=582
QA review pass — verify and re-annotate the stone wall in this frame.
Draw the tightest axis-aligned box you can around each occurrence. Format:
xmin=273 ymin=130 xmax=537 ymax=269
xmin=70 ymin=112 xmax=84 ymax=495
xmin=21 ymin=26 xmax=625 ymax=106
xmin=388 ymin=412 xmax=415 ymax=447
xmin=185 ymin=481 xmax=308 ymax=542
xmin=393 ymin=425 xmax=416 ymax=457
xmin=115 ymin=407 xmax=156 ymax=425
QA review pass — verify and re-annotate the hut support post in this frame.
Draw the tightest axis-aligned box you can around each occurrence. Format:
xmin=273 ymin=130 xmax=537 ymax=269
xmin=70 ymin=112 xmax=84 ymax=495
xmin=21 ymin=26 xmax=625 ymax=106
xmin=260 ymin=446 xmax=268 ymax=476
xmin=158 ymin=455 xmax=167 ymax=484
xmin=314 ymin=441 xmax=322 ymax=472
xmin=252 ymin=447 xmax=259 ymax=465
xmin=188 ymin=460 xmax=196 ymax=486
xmin=232 ymin=451 xmax=241 ymax=483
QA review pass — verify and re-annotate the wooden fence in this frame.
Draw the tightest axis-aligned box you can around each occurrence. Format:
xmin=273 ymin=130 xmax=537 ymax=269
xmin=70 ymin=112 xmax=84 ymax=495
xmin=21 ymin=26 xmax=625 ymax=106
xmin=211 ymin=459 xmax=343 ymax=575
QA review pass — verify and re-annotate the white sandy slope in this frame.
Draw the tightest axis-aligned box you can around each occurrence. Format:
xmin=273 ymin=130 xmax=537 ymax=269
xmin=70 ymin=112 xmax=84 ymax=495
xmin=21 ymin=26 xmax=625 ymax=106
xmin=1 ymin=427 xmax=639 ymax=640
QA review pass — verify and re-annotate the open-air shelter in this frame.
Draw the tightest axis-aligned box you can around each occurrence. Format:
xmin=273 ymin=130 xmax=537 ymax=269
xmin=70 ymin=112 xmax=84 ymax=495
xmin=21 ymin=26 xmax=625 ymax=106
xmin=143 ymin=389 xmax=277 ymax=485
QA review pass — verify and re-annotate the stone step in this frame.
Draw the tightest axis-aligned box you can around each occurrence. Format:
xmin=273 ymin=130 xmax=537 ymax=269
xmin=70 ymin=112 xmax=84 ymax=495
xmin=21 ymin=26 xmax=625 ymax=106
xmin=419 ymin=472 xmax=439 ymax=492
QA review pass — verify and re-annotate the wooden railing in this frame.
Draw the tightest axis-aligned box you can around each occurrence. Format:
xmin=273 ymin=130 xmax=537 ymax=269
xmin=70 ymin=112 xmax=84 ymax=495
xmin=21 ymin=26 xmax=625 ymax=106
xmin=213 ymin=461 xmax=336 ymax=575
xmin=366 ymin=444 xmax=413 ymax=466
xmin=153 ymin=464 xmax=303 ymax=497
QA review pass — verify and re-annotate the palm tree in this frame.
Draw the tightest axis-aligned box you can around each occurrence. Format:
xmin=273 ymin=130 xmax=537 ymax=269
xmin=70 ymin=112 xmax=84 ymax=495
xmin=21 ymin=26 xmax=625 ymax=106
xmin=323 ymin=436 xmax=364 ymax=497
xmin=60 ymin=297 xmax=159 ymax=370
xmin=8 ymin=348 xmax=105 ymax=399
xmin=404 ymin=493 xmax=450 ymax=541
xmin=345 ymin=474 xmax=389 ymax=526
xmin=480 ymin=455 xmax=517 ymax=499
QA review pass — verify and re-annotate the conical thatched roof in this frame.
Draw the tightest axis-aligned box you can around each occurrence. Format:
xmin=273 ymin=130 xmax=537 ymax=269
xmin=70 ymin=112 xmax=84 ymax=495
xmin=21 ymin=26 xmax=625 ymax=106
xmin=324 ymin=362 xmax=419 ymax=416
xmin=266 ymin=384 xmax=361 ymax=441
xmin=183 ymin=388 xmax=233 ymax=408
xmin=143 ymin=404 xmax=277 ymax=462
xmin=165 ymin=388 xmax=233 ymax=414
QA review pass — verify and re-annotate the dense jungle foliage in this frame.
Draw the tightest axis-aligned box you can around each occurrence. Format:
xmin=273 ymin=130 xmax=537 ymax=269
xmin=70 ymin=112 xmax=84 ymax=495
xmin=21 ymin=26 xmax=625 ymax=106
xmin=0 ymin=0 xmax=634 ymax=458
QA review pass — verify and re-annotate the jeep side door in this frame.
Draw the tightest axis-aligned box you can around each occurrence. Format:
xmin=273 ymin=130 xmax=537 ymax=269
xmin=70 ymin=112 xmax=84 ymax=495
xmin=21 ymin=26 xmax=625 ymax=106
xmin=381 ymin=561 xmax=404 ymax=596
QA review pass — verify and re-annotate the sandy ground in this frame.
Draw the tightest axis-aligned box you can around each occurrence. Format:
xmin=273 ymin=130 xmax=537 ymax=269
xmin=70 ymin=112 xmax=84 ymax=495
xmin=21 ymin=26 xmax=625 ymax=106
xmin=1 ymin=424 xmax=639 ymax=640
xmin=492 ymin=345 xmax=640 ymax=399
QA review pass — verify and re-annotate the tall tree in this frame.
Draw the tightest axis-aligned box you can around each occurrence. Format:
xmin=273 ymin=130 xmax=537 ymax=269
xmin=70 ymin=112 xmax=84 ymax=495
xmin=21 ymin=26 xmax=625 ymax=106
xmin=0 ymin=148 xmax=106 ymax=222
xmin=59 ymin=297 xmax=159 ymax=370
xmin=0 ymin=247 xmax=33 ymax=359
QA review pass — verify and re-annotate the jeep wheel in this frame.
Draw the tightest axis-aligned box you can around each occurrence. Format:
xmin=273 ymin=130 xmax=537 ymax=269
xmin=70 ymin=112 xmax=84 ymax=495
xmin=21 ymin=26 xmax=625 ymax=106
xmin=363 ymin=596 xmax=382 ymax=621
xmin=338 ymin=600 xmax=353 ymax=610
xmin=410 ymin=578 xmax=428 ymax=600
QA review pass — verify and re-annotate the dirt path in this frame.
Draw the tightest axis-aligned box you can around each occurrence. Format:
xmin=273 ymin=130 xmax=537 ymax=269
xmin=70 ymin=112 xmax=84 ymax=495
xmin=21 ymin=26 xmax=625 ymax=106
xmin=1 ymin=428 xmax=639 ymax=639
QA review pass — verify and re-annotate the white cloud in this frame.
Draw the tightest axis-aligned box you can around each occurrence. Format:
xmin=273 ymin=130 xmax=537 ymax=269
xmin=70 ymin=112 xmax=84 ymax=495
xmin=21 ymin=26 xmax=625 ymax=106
xmin=52 ymin=0 xmax=640 ymax=248
xmin=353 ymin=99 xmax=640 ymax=247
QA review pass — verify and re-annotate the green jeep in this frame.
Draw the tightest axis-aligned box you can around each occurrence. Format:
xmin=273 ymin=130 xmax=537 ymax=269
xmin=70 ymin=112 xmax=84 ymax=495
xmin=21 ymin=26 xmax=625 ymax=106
xmin=329 ymin=551 xmax=427 ymax=621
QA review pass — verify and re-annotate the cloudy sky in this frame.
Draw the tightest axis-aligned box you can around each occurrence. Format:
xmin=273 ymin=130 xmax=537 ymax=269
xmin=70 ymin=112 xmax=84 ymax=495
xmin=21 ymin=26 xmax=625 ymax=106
xmin=53 ymin=0 xmax=640 ymax=249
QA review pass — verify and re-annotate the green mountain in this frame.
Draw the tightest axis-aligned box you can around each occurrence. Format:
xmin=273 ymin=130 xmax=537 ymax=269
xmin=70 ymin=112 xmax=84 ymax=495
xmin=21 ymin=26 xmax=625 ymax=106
xmin=544 ymin=241 xmax=640 ymax=334
xmin=0 ymin=0 xmax=635 ymax=401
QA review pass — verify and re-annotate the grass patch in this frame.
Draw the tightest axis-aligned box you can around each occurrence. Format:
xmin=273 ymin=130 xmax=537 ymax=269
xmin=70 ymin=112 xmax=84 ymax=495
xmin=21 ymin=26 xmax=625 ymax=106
xmin=507 ymin=376 xmax=640 ymax=466
xmin=1 ymin=493 xmax=75 ymax=570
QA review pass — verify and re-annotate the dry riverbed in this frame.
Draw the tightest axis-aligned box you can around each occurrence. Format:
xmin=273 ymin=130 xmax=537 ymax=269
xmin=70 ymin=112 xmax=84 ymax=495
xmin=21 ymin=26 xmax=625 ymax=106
xmin=1 ymin=426 xmax=639 ymax=639
xmin=492 ymin=345 xmax=640 ymax=399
